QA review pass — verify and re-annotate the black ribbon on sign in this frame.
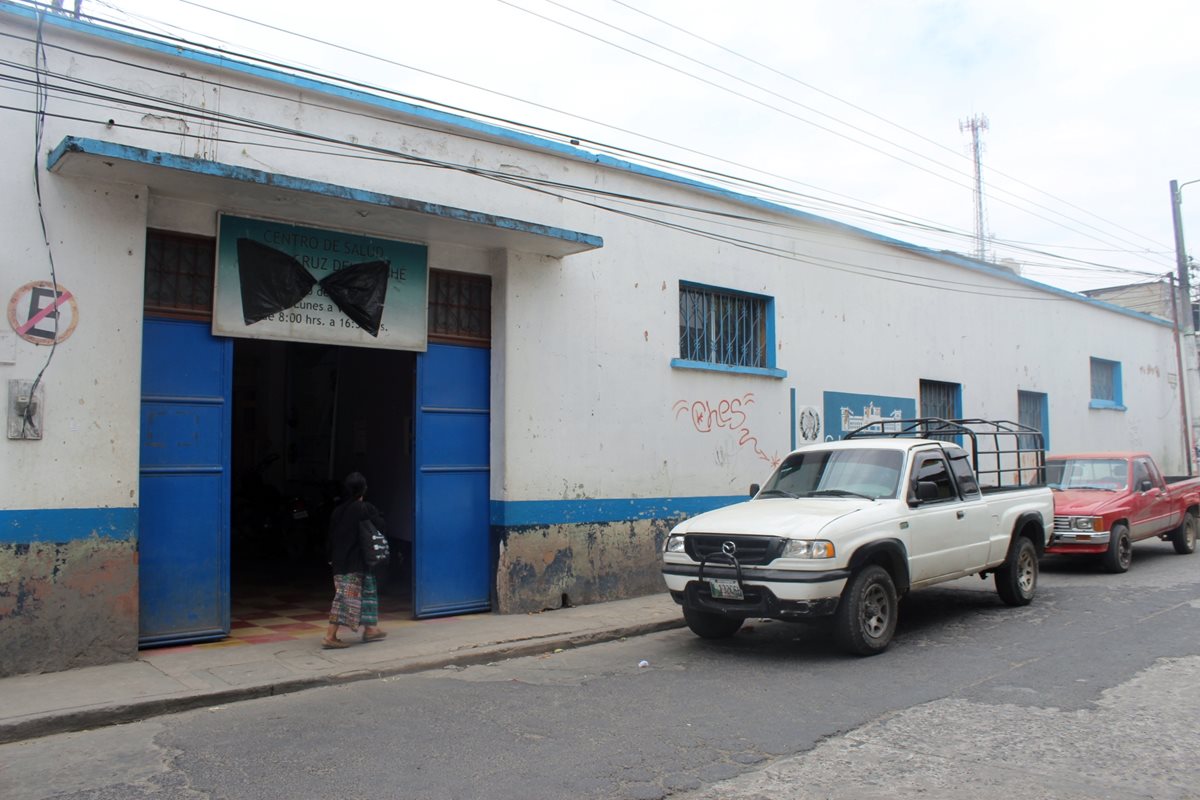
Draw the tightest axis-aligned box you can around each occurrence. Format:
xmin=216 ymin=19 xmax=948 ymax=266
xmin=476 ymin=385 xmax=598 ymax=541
xmin=320 ymin=260 xmax=390 ymax=337
xmin=235 ymin=239 xmax=390 ymax=336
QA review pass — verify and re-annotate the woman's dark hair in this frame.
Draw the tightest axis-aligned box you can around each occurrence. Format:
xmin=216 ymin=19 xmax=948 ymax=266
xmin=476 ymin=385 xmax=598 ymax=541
xmin=343 ymin=472 xmax=368 ymax=499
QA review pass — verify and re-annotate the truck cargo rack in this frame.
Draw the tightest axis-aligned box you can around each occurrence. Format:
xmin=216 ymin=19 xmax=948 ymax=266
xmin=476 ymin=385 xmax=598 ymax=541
xmin=843 ymin=417 xmax=1046 ymax=490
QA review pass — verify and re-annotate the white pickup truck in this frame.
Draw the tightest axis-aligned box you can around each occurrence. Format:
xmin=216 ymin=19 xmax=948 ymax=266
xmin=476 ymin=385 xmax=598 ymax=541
xmin=662 ymin=419 xmax=1053 ymax=655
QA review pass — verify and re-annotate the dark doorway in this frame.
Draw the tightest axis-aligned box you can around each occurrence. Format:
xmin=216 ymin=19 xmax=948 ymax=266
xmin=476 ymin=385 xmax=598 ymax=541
xmin=140 ymin=230 xmax=493 ymax=645
xmin=229 ymin=339 xmax=416 ymax=625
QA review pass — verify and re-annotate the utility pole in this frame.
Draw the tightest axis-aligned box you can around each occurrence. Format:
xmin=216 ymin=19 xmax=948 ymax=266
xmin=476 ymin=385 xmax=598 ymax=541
xmin=960 ymin=114 xmax=989 ymax=262
xmin=1170 ymin=179 xmax=1194 ymax=333
xmin=1171 ymin=179 xmax=1200 ymax=474
xmin=1169 ymin=274 xmax=1193 ymax=475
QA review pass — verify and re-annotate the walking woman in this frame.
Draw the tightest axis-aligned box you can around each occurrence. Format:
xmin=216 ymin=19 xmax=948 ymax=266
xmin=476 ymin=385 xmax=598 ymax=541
xmin=324 ymin=471 xmax=388 ymax=649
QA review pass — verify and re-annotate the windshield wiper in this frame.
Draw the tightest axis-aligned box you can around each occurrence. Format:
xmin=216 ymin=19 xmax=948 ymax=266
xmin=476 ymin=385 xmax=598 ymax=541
xmin=756 ymin=488 xmax=799 ymax=499
xmin=806 ymin=489 xmax=876 ymax=501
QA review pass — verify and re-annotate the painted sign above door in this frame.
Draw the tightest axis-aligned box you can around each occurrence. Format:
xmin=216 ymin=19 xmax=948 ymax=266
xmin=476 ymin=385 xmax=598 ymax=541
xmin=213 ymin=214 xmax=428 ymax=350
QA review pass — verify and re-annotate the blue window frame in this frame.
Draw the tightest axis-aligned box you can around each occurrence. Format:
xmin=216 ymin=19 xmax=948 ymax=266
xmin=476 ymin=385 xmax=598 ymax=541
xmin=1018 ymin=390 xmax=1049 ymax=450
xmin=672 ymin=282 xmax=786 ymax=378
xmin=1089 ymin=357 xmax=1125 ymax=410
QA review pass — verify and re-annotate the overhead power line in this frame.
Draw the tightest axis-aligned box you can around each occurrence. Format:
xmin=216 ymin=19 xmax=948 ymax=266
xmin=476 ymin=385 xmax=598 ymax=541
xmin=0 ymin=67 xmax=1072 ymax=304
xmin=0 ymin=30 xmax=1159 ymax=285
xmin=601 ymin=0 xmax=1171 ymax=255
xmin=68 ymin=0 xmax=1174 ymax=279
xmin=493 ymin=0 xmax=1172 ymax=266
xmin=0 ymin=3 xmax=1161 ymax=297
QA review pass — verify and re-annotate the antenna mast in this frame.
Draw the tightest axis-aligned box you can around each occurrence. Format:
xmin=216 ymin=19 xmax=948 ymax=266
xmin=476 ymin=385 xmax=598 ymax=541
xmin=960 ymin=114 xmax=989 ymax=261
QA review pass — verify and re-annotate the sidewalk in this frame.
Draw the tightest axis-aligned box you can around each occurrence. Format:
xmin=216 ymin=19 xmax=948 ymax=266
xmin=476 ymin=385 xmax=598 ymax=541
xmin=0 ymin=593 xmax=684 ymax=745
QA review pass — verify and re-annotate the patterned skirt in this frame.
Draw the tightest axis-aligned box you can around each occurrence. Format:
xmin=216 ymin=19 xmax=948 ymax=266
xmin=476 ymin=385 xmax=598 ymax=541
xmin=329 ymin=572 xmax=378 ymax=631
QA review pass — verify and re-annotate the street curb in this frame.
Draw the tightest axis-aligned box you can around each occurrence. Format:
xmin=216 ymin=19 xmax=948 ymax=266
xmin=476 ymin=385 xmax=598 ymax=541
xmin=0 ymin=617 xmax=685 ymax=745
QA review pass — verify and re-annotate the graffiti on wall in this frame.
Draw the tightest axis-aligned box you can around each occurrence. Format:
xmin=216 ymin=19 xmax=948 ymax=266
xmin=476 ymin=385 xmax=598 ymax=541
xmin=674 ymin=393 xmax=779 ymax=466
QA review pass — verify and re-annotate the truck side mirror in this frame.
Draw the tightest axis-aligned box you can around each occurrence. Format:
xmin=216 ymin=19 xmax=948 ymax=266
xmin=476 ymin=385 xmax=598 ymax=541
xmin=914 ymin=481 xmax=940 ymax=502
xmin=749 ymin=483 xmax=760 ymax=498
xmin=1139 ymin=479 xmax=1153 ymax=493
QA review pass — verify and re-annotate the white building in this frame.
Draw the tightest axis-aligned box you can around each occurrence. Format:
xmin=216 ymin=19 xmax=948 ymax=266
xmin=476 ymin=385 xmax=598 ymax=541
xmin=0 ymin=3 xmax=1189 ymax=675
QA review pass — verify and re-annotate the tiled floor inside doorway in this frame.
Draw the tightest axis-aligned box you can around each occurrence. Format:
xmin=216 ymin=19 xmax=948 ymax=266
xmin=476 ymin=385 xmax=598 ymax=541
xmin=145 ymin=559 xmax=415 ymax=655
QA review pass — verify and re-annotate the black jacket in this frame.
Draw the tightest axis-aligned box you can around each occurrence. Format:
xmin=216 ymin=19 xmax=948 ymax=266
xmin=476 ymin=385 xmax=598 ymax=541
xmin=327 ymin=498 xmax=386 ymax=576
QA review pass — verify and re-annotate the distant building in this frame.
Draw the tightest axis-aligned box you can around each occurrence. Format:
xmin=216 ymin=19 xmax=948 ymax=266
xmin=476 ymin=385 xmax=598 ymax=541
xmin=1084 ymin=279 xmax=1199 ymax=329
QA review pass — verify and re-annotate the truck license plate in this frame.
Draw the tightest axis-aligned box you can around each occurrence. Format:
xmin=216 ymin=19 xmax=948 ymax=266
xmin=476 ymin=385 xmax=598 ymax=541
xmin=708 ymin=578 xmax=744 ymax=600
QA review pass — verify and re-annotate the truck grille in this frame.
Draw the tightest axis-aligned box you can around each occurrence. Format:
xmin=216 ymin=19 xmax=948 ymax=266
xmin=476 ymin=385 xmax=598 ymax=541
xmin=685 ymin=534 xmax=784 ymax=566
xmin=1053 ymin=516 xmax=1072 ymax=532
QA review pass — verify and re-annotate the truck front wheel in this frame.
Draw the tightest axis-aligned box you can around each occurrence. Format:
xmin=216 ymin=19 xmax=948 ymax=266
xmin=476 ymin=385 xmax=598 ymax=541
xmin=833 ymin=565 xmax=897 ymax=656
xmin=1102 ymin=523 xmax=1132 ymax=573
xmin=995 ymin=536 xmax=1038 ymax=606
xmin=682 ymin=607 xmax=744 ymax=639
xmin=1172 ymin=513 xmax=1197 ymax=555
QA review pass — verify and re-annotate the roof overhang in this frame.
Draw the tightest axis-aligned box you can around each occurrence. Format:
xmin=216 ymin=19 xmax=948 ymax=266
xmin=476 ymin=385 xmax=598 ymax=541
xmin=46 ymin=136 xmax=603 ymax=258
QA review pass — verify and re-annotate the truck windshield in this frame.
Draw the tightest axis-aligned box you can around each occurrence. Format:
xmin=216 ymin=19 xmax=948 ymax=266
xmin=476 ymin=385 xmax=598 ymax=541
xmin=759 ymin=448 xmax=903 ymax=500
xmin=1046 ymin=458 xmax=1127 ymax=491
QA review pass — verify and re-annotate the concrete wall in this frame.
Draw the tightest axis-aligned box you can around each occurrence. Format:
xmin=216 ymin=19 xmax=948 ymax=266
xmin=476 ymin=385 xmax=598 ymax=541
xmin=496 ymin=519 xmax=674 ymax=614
xmin=0 ymin=12 xmax=150 ymax=674
xmin=0 ymin=6 xmax=1189 ymax=666
xmin=0 ymin=511 xmax=138 ymax=675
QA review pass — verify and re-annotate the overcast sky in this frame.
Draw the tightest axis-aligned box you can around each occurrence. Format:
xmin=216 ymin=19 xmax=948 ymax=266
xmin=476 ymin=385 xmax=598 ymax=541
xmin=85 ymin=0 xmax=1200 ymax=295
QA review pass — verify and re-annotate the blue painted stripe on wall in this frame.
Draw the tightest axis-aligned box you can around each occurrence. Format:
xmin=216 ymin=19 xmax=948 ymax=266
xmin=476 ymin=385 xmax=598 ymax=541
xmin=790 ymin=387 xmax=797 ymax=451
xmin=491 ymin=496 xmax=746 ymax=527
xmin=0 ymin=508 xmax=137 ymax=544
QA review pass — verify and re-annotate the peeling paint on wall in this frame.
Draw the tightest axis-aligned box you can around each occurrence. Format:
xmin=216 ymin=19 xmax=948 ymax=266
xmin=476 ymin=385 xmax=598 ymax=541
xmin=0 ymin=536 xmax=137 ymax=677
xmin=495 ymin=519 xmax=673 ymax=614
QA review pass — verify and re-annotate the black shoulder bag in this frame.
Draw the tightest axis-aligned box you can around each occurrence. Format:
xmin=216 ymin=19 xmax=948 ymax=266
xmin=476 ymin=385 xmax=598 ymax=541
xmin=358 ymin=519 xmax=390 ymax=569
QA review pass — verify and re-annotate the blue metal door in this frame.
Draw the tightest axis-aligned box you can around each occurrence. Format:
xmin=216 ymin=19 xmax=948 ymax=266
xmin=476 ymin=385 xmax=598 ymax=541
xmin=138 ymin=318 xmax=232 ymax=645
xmin=414 ymin=342 xmax=491 ymax=617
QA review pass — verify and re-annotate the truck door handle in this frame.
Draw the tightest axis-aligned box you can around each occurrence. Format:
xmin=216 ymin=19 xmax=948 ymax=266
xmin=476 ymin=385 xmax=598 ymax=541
xmin=956 ymin=510 xmax=965 ymax=519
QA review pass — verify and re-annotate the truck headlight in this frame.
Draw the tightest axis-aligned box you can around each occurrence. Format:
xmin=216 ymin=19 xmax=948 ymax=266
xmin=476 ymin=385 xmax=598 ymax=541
xmin=1072 ymin=517 xmax=1104 ymax=532
xmin=665 ymin=534 xmax=686 ymax=553
xmin=782 ymin=539 xmax=836 ymax=559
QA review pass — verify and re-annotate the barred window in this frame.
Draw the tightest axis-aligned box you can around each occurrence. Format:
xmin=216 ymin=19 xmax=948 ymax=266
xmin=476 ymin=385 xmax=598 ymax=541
xmin=678 ymin=283 xmax=768 ymax=369
xmin=428 ymin=269 xmax=491 ymax=345
xmin=919 ymin=379 xmax=961 ymax=443
xmin=144 ymin=230 xmax=216 ymax=320
xmin=1090 ymin=357 xmax=1123 ymax=409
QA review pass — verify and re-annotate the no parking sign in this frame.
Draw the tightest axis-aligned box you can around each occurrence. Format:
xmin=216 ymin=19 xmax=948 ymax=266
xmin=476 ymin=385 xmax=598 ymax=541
xmin=8 ymin=280 xmax=78 ymax=345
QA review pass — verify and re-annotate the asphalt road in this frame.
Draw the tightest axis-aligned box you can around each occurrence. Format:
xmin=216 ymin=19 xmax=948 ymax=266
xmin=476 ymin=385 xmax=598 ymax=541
xmin=4 ymin=540 xmax=1200 ymax=800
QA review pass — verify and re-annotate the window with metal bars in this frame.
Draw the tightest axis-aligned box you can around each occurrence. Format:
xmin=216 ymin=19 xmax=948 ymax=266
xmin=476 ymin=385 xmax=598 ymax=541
xmin=1017 ymin=390 xmax=1048 ymax=450
xmin=919 ymin=379 xmax=962 ymax=443
xmin=1089 ymin=357 xmax=1124 ymax=409
xmin=677 ymin=282 xmax=770 ymax=370
xmin=428 ymin=269 xmax=491 ymax=345
xmin=143 ymin=230 xmax=216 ymax=320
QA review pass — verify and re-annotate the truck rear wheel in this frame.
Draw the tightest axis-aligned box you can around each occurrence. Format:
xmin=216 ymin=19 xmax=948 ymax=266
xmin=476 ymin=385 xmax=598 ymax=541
xmin=682 ymin=607 xmax=743 ymax=639
xmin=833 ymin=565 xmax=897 ymax=656
xmin=1172 ymin=513 xmax=1197 ymax=555
xmin=1103 ymin=523 xmax=1132 ymax=573
xmin=995 ymin=536 xmax=1038 ymax=606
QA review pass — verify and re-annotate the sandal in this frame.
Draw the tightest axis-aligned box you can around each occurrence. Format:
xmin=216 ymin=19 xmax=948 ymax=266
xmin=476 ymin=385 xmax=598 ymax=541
xmin=363 ymin=630 xmax=388 ymax=643
xmin=322 ymin=638 xmax=350 ymax=649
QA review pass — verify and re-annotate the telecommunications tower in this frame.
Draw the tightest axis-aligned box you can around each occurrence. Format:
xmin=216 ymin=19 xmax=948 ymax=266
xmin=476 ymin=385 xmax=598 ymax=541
xmin=960 ymin=114 xmax=989 ymax=261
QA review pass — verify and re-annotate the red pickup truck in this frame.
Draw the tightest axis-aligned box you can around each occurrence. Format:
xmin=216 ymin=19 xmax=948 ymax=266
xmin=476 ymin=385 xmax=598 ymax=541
xmin=1045 ymin=452 xmax=1200 ymax=572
